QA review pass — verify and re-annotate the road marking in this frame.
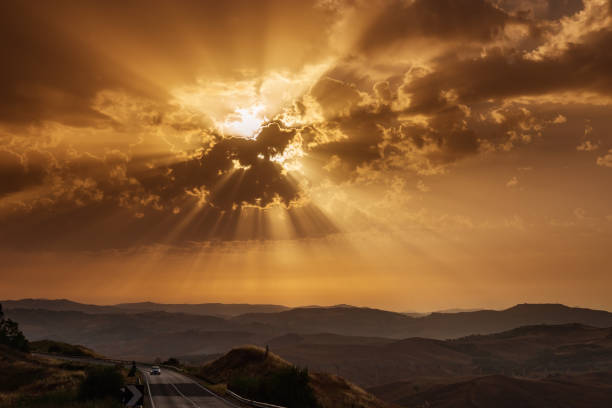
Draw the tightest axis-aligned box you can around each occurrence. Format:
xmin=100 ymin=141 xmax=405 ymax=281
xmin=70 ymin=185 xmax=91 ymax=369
xmin=189 ymin=379 xmax=241 ymax=408
xmin=170 ymin=383 xmax=200 ymax=407
xmin=141 ymin=370 xmax=156 ymax=408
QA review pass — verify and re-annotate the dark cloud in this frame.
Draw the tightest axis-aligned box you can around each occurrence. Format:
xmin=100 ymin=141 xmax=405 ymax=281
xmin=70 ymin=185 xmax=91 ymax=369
xmin=493 ymin=0 xmax=584 ymax=20
xmin=1 ymin=0 xmax=609 ymax=253
xmin=359 ymin=0 xmax=512 ymax=52
xmin=403 ymin=29 xmax=612 ymax=113
xmin=0 ymin=123 xmax=338 ymax=249
xmin=310 ymin=77 xmax=363 ymax=118
xmin=0 ymin=150 xmax=46 ymax=197
xmin=159 ymin=122 xmax=301 ymax=210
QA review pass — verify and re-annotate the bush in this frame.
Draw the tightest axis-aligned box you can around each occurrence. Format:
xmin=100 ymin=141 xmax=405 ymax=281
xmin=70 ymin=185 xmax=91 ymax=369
xmin=0 ymin=304 xmax=30 ymax=352
xmin=229 ymin=366 xmax=319 ymax=408
xmin=78 ymin=366 xmax=124 ymax=401
xmin=163 ymin=357 xmax=180 ymax=366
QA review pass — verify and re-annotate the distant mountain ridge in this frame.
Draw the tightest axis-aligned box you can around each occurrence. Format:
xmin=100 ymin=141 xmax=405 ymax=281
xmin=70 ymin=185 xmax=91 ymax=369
xmin=233 ymin=303 xmax=612 ymax=339
xmin=115 ymin=301 xmax=289 ymax=316
xmin=1 ymin=298 xmax=289 ymax=317
xmin=0 ymin=298 xmax=122 ymax=314
xmin=3 ymin=299 xmax=612 ymax=361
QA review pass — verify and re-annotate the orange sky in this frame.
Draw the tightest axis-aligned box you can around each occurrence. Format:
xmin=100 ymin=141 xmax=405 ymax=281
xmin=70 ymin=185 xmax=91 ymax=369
xmin=1 ymin=0 xmax=611 ymax=311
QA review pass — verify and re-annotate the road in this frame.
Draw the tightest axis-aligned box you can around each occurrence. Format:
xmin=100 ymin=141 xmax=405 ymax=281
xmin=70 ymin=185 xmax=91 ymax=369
xmin=141 ymin=365 xmax=239 ymax=408
xmin=33 ymin=353 xmax=240 ymax=408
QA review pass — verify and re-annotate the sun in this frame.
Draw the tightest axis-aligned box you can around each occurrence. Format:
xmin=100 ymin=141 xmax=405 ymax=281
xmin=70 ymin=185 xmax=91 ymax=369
xmin=222 ymin=104 xmax=267 ymax=138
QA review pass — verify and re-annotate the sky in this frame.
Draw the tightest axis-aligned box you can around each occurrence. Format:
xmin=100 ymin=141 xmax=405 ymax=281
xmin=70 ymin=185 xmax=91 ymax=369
xmin=1 ymin=0 xmax=611 ymax=312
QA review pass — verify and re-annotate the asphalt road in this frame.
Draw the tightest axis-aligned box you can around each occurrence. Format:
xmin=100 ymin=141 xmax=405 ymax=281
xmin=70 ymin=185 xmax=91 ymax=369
xmin=33 ymin=353 xmax=239 ymax=408
xmin=141 ymin=366 xmax=239 ymax=408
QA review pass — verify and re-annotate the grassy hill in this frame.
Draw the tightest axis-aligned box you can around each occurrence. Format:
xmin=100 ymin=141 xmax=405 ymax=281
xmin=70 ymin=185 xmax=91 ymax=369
xmin=369 ymin=373 xmax=612 ymax=408
xmin=194 ymin=346 xmax=392 ymax=408
xmin=30 ymin=340 xmax=105 ymax=359
xmin=233 ymin=306 xmax=416 ymax=338
xmin=0 ymin=344 xmax=122 ymax=407
xmin=269 ymin=324 xmax=612 ymax=387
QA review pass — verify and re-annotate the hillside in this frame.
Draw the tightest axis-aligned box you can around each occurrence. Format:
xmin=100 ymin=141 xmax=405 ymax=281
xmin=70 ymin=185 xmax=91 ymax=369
xmin=196 ymin=346 xmax=392 ymax=408
xmin=30 ymin=340 xmax=105 ymax=359
xmin=268 ymin=324 xmax=612 ymax=387
xmin=370 ymin=373 xmax=612 ymax=408
xmin=4 ymin=308 xmax=270 ymax=359
xmin=0 ymin=344 xmax=121 ymax=407
xmin=5 ymin=301 xmax=612 ymax=362
xmin=233 ymin=306 xmax=419 ymax=337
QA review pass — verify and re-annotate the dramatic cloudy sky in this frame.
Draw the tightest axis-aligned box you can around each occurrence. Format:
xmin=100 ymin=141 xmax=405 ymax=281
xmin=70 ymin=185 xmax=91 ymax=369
xmin=1 ymin=0 xmax=611 ymax=311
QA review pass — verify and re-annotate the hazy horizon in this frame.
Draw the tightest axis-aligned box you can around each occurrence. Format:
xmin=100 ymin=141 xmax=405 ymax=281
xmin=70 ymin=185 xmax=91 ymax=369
xmin=3 ymin=297 xmax=612 ymax=315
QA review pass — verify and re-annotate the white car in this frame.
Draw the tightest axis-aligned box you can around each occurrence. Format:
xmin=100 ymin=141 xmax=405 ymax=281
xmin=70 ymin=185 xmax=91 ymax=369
xmin=150 ymin=366 xmax=161 ymax=375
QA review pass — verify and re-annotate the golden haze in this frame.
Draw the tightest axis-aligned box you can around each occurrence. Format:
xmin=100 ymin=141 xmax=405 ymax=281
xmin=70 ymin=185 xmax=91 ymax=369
xmin=1 ymin=0 xmax=612 ymax=311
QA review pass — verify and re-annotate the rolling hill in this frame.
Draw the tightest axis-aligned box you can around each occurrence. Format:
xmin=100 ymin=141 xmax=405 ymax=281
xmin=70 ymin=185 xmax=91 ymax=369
xmin=233 ymin=306 xmax=417 ymax=337
xmin=266 ymin=324 xmax=612 ymax=387
xmin=234 ymin=303 xmax=612 ymax=339
xmin=195 ymin=345 xmax=392 ymax=408
xmin=4 ymin=300 xmax=612 ymax=365
xmin=369 ymin=373 xmax=612 ymax=408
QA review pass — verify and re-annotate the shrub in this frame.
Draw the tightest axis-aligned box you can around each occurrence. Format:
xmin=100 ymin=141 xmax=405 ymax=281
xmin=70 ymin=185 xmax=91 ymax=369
xmin=229 ymin=366 xmax=319 ymax=408
xmin=78 ymin=366 xmax=124 ymax=401
xmin=163 ymin=357 xmax=180 ymax=367
xmin=0 ymin=304 xmax=30 ymax=352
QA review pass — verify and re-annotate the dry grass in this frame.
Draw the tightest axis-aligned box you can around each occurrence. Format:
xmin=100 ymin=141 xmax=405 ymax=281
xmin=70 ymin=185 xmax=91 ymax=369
xmin=194 ymin=345 xmax=391 ymax=408
xmin=198 ymin=345 xmax=291 ymax=384
xmin=0 ymin=345 xmax=122 ymax=408
xmin=30 ymin=340 xmax=105 ymax=360
xmin=310 ymin=372 xmax=393 ymax=408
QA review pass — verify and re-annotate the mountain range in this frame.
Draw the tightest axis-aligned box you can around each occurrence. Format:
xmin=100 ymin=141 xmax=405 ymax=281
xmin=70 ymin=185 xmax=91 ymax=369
xmin=3 ymin=299 xmax=612 ymax=363
xmin=3 ymin=298 xmax=612 ymax=407
xmin=0 ymin=298 xmax=288 ymax=317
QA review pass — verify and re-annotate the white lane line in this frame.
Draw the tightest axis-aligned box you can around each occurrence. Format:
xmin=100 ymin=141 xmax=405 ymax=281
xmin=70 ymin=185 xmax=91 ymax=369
xmin=188 ymin=378 xmax=241 ymax=408
xmin=156 ymin=366 xmax=239 ymax=408
xmin=170 ymin=382 xmax=199 ymax=408
xmin=141 ymin=369 xmax=156 ymax=408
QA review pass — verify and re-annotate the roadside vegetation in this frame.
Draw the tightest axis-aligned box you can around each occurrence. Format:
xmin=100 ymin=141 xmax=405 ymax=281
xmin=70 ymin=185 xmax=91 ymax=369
xmin=0 ymin=303 xmax=125 ymax=408
xmin=230 ymin=366 xmax=318 ymax=408
xmin=0 ymin=304 xmax=29 ymax=352
xmin=192 ymin=345 xmax=390 ymax=408
xmin=30 ymin=340 xmax=104 ymax=359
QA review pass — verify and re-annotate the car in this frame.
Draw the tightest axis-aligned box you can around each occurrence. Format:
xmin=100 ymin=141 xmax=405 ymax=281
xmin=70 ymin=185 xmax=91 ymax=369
xmin=150 ymin=366 xmax=161 ymax=375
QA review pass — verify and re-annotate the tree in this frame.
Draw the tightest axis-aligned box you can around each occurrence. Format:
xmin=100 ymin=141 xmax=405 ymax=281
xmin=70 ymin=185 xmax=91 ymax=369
xmin=0 ymin=304 xmax=30 ymax=352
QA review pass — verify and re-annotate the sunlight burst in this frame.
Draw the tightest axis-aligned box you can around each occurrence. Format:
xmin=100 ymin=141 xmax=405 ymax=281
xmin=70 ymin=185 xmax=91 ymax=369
xmin=222 ymin=104 xmax=267 ymax=138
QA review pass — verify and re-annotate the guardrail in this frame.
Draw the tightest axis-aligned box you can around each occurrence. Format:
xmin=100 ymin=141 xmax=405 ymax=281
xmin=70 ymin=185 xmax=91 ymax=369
xmin=225 ymin=389 xmax=287 ymax=408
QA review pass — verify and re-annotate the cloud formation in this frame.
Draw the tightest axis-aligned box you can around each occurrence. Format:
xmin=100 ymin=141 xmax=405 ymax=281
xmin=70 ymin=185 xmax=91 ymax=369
xmin=1 ymin=0 xmax=611 ymax=251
